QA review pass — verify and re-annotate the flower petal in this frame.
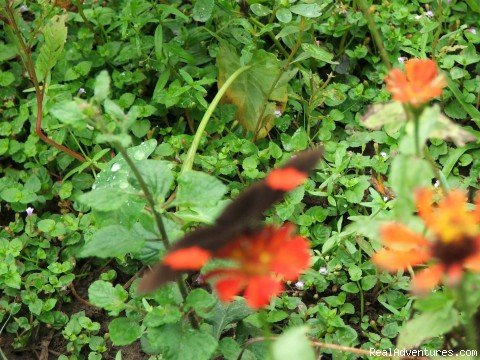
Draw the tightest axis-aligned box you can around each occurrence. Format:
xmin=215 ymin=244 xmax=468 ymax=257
xmin=271 ymin=236 xmax=311 ymax=280
xmin=411 ymin=264 xmax=444 ymax=295
xmin=163 ymin=247 xmax=212 ymax=270
xmin=265 ymin=167 xmax=307 ymax=191
xmin=415 ymin=188 xmax=434 ymax=226
xmin=445 ymin=264 xmax=464 ymax=286
xmin=373 ymin=248 xmax=431 ymax=272
xmin=380 ymin=223 xmax=429 ymax=250
xmin=214 ymin=272 xmax=246 ymax=303
xmin=244 ymin=276 xmax=283 ymax=309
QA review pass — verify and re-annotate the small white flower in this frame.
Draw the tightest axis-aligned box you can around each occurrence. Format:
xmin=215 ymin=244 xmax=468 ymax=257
xmin=77 ymin=88 xmax=86 ymax=96
xmin=468 ymin=28 xmax=477 ymax=35
xmin=433 ymin=179 xmax=440 ymax=188
xmin=414 ymin=14 xmax=422 ymax=20
xmin=295 ymin=281 xmax=305 ymax=290
xmin=397 ymin=57 xmax=407 ymax=64
xmin=274 ymin=109 xmax=282 ymax=118
xmin=26 ymin=207 xmax=34 ymax=216
xmin=380 ymin=151 xmax=387 ymax=158
xmin=383 ymin=196 xmax=389 ymax=202
xmin=19 ymin=5 xmax=29 ymax=12
xmin=425 ymin=10 xmax=434 ymax=18
xmin=319 ymin=267 xmax=328 ymax=275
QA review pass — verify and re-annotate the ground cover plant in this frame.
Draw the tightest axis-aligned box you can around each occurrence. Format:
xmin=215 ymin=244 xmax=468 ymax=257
xmin=1 ymin=0 xmax=480 ymax=359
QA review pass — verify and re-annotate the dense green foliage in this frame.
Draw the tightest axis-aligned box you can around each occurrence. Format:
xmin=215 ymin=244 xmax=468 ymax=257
xmin=1 ymin=0 xmax=480 ymax=359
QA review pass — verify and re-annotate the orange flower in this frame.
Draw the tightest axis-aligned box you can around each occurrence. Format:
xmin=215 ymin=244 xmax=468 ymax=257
xmin=165 ymin=223 xmax=311 ymax=308
xmin=373 ymin=188 xmax=480 ymax=294
xmin=385 ymin=59 xmax=446 ymax=107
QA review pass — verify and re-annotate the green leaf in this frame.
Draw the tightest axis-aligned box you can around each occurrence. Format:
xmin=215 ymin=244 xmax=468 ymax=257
xmin=272 ymin=327 xmax=315 ymax=360
xmin=35 ymin=15 xmax=68 ymax=79
xmin=217 ymin=43 xmax=294 ymax=139
xmin=143 ymin=324 xmax=218 ymax=359
xmin=154 ymin=24 xmax=163 ymax=61
xmin=144 ymin=305 xmax=182 ymax=327
xmin=79 ymin=225 xmax=144 ymax=258
xmin=290 ymin=4 xmax=322 ymax=18
xmin=250 ymin=4 xmax=271 ymax=17
xmin=94 ymin=70 xmax=111 ymax=102
xmin=79 ymin=188 xmax=130 ymax=211
xmin=1 ymin=188 xmax=22 ymax=202
xmin=0 ymin=71 xmax=15 ymax=87
xmin=49 ymin=100 xmax=87 ymax=128
xmin=397 ymin=305 xmax=459 ymax=350
xmin=192 ymin=0 xmax=215 ymax=22
xmin=300 ymin=44 xmax=338 ymax=65
xmin=0 ymin=43 xmax=18 ymax=63
xmin=276 ymin=8 xmax=292 ymax=23
xmin=136 ymin=160 xmax=174 ymax=201
xmin=88 ymin=280 xmax=128 ymax=316
xmin=185 ymin=289 xmax=217 ymax=318
xmin=208 ymin=299 xmax=253 ymax=339
xmin=109 ymin=318 xmax=142 ymax=346
xmin=175 ymin=170 xmax=227 ymax=207
xmin=38 ymin=219 xmax=55 ymax=233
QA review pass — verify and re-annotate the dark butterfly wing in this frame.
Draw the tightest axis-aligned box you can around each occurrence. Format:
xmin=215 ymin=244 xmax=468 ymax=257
xmin=215 ymin=147 xmax=323 ymax=226
xmin=138 ymin=147 xmax=323 ymax=293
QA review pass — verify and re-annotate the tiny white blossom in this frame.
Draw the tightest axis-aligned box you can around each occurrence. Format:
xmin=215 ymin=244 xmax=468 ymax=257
xmin=295 ymin=281 xmax=304 ymax=290
xmin=383 ymin=196 xmax=389 ymax=202
xmin=414 ymin=14 xmax=422 ymax=20
xmin=468 ymin=28 xmax=477 ymax=35
xmin=274 ymin=109 xmax=282 ymax=118
xmin=77 ymin=88 xmax=86 ymax=96
xmin=26 ymin=207 xmax=34 ymax=216
xmin=425 ymin=10 xmax=434 ymax=18
xmin=19 ymin=5 xmax=29 ymax=12
xmin=433 ymin=179 xmax=440 ymax=188
xmin=380 ymin=151 xmax=387 ymax=158
xmin=397 ymin=57 xmax=407 ymax=64
xmin=319 ymin=267 xmax=328 ymax=275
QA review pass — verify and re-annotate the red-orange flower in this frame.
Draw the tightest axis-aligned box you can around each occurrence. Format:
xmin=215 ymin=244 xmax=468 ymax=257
xmin=385 ymin=59 xmax=446 ymax=107
xmin=165 ymin=223 xmax=310 ymax=309
xmin=373 ymin=188 xmax=480 ymax=294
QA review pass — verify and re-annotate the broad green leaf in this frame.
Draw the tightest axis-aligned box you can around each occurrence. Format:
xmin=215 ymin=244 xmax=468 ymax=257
xmin=272 ymin=327 xmax=315 ymax=360
xmin=185 ymin=289 xmax=217 ymax=318
xmin=88 ymin=280 xmax=128 ymax=316
xmin=79 ymin=188 xmax=130 ymax=211
xmin=0 ymin=71 xmax=15 ymax=87
xmin=276 ymin=8 xmax=292 ymax=23
xmin=217 ymin=43 xmax=294 ymax=139
xmin=143 ymin=305 xmax=182 ymax=327
xmin=35 ymin=15 xmax=68 ymax=79
xmin=192 ymin=0 xmax=214 ymax=22
xmin=49 ymin=100 xmax=87 ymax=128
xmin=300 ymin=44 xmax=338 ymax=65
xmin=250 ymin=3 xmax=271 ymax=17
xmin=136 ymin=160 xmax=174 ymax=201
xmin=143 ymin=323 xmax=218 ymax=359
xmin=1 ymin=188 xmax=22 ymax=202
xmin=109 ymin=318 xmax=142 ymax=346
xmin=79 ymin=225 xmax=144 ymax=258
xmin=94 ymin=70 xmax=111 ymax=102
xmin=208 ymin=299 xmax=253 ymax=339
xmin=290 ymin=4 xmax=322 ymax=18
xmin=174 ymin=170 xmax=227 ymax=207
xmin=397 ymin=305 xmax=459 ymax=350
xmin=0 ymin=43 xmax=17 ymax=63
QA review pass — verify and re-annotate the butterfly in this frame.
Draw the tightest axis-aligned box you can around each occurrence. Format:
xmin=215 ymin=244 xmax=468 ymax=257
xmin=138 ymin=148 xmax=323 ymax=293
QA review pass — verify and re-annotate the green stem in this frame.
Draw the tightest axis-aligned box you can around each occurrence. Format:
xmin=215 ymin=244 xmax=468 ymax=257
xmin=458 ymin=281 xmax=478 ymax=350
xmin=181 ymin=65 xmax=251 ymax=173
xmin=116 ymin=145 xmax=170 ymax=249
xmin=355 ymin=0 xmax=391 ymax=70
xmin=356 ymin=281 xmax=365 ymax=319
